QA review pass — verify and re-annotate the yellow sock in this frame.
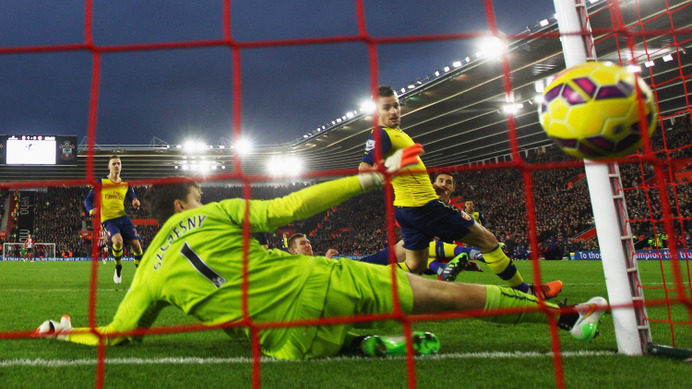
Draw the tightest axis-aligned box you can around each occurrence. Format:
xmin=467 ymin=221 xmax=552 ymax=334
xmin=483 ymin=285 xmax=559 ymax=324
xmin=428 ymin=241 xmax=458 ymax=259
xmin=112 ymin=246 xmax=123 ymax=266
xmin=133 ymin=249 xmax=143 ymax=268
xmin=483 ymin=246 xmax=525 ymax=289
xmin=390 ymin=261 xmax=412 ymax=273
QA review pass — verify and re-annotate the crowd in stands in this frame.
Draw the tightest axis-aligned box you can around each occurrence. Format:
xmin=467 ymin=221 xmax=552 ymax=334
xmin=3 ymin=115 xmax=690 ymax=260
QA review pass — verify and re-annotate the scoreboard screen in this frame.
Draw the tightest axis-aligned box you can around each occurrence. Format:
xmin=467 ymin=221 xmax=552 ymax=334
xmin=0 ymin=135 xmax=78 ymax=166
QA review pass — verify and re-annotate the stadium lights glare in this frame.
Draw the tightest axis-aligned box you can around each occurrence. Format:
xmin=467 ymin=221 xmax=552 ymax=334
xmin=539 ymin=19 xmax=550 ymax=27
xmin=267 ymin=155 xmax=304 ymax=177
xmin=176 ymin=144 xmax=182 ymax=149
xmin=234 ymin=138 xmax=253 ymax=155
xmin=346 ymin=111 xmax=355 ymax=119
xmin=534 ymin=80 xmax=545 ymax=93
xmin=358 ymin=99 xmax=376 ymax=114
xmin=407 ymin=83 xmax=416 ymax=89
xmin=183 ymin=141 xmax=206 ymax=153
xmin=478 ymin=36 xmax=507 ymax=61
xmin=626 ymin=64 xmax=641 ymax=73
xmin=534 ymin=95 xmax=545 ymax=103
xmin=453 ymin=61 xmax=462 ymax=68
xmin=465 ymin=56 xmax=471 ymax=63
xmin=443 ymin=66 xmax=451 ymax=72
xmin=644 ymin=60 xmax=655 ymax=68
xmin=503 ymin=104 xmax=520 ymax=115
xmin=662 ymin=54 xmax=673 ymax=62
xmin=434 ymin=70 xmax=440 ymax=77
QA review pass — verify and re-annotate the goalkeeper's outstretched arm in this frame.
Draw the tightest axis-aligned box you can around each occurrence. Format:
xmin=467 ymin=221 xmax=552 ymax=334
xmin=34 ymin=316 xmax=127 ymax=346
xmin=223 ymin=144 xmax=424 ymax=232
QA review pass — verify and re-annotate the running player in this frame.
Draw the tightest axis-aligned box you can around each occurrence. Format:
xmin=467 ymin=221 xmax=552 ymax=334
xmin=84 ymin=155 xmax=144 ymax=284
xmin=359 ymin=86 xmax=561 ymax=299
xmin=36 ymin=160 xmax=607 ymax=358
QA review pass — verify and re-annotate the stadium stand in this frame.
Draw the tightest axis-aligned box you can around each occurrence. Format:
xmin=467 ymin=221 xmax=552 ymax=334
xmin=10 ymin=116 xmax=691 ymax=259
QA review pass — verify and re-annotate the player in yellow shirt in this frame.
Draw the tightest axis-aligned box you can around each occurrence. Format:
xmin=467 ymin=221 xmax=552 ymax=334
xmin=359 ymin=86 xmax=562 ymax=299
xmin=35 ymin=148 xmax=607 ymax=358
xmin=84 ymin=155 xmax=144 ymax=284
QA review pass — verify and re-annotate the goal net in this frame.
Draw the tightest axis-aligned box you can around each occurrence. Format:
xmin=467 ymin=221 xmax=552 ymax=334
xmin=2 ymin=243 xmax=56 ymax=261
xmin=1 ymin=0 xmax=691 ymax=388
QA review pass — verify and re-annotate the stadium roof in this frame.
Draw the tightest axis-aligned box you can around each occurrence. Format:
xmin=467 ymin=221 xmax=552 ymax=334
xmin=1 ymin=0 xmax=690 ymax=184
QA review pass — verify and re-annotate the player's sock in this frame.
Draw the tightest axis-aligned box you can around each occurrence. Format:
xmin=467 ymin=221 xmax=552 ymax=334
xmin=427 ymin=258 xmax=445 ymax=275
xmin=391 ymin=261 xmax=412 ymax=273
xmin=357 ymin=247 xmax=394 ymax=266
xmin=483 ymin=284 xmax=560 ymax=324
xmin=454 ymin=246 xmax=483 ymax=261
xmin=113 ymin=246 xmax=123 ymax=276
xmin=430 ymin=241 xmax=483 ymax=261
xmin=483 ymin=245 xmax=530 ymax=293
xmin=133 ymin=249 xmax=143 ymax=269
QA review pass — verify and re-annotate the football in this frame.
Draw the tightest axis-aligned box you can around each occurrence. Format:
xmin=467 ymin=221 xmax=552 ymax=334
xmin=538 ymin=62 xmax=657 ymax=159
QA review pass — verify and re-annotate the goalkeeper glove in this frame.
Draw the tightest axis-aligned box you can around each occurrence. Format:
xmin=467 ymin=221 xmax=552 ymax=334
xmin=34 ymin=315 xmax=72 ymax=341
xmin=358 ymin=143 xmax=424 ymax=191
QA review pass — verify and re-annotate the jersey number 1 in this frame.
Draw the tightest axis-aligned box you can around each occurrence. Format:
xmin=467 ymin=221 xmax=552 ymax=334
xmin=180 ymin=242 xmax=227 ymax=288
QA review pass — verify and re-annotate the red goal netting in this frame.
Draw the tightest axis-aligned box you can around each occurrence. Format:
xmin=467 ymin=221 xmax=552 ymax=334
xmin=0 ymin=1 xmax=691 ymax=388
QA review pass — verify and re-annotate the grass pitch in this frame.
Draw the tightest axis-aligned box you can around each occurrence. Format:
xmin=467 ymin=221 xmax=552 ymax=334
xmin=0 ymin=259 xmax=689 ymax=389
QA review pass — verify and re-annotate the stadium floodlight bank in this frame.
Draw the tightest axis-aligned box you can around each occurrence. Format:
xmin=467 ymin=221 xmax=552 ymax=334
xmin=2 ymin=243 xmax=56 ymax=261
xmin=554 ymin=0 xmax=690 ymax=359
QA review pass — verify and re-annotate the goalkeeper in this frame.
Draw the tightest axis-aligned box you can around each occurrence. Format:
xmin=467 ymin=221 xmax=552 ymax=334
xmin=36 ymin=145 xmax=607 ymax=359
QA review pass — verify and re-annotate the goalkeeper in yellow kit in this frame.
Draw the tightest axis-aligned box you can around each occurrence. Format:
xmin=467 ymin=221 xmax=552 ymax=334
xmin=35 ymin=145 xmax=607 ymax=359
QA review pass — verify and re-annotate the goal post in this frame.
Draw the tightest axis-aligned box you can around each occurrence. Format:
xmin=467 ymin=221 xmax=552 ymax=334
xmin=553 ymin=0 xmax=649 ymax=355
xmin=2 ymin=242 xmax=56 ymax=260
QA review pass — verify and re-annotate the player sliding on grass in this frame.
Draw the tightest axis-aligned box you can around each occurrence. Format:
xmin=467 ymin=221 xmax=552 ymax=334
xmin=359 ymin=86 xmax=562 ymax=300
xmin=36 ymin=145 xmax=607 ymax=359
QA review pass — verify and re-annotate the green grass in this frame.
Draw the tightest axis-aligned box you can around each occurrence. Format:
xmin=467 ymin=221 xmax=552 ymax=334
xmin=0 ymin=260 xmax=690 ymax=389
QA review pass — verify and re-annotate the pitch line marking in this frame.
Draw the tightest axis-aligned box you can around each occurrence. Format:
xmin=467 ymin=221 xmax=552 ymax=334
xmin=0 ymin=350 xmax=616 ymax=367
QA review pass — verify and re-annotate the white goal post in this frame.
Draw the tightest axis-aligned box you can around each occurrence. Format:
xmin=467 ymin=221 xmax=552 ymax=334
xmin=2 ymin=243 xmax=56 ymax=260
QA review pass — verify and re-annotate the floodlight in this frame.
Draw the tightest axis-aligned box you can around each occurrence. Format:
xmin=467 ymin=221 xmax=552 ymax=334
xmin=626 ymin=64 xmax=641 ymax=73
xmin=478 ymin=36 xmax=507 ymax=61
xmin=235 ymin=138 xmax=253 ymax=155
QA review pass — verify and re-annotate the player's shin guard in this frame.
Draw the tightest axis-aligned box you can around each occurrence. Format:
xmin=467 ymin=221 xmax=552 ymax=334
xmin=483 ymin=284 xmax=559 ymax=324
xmin=483 ymin=245 xmax=530 ymax=293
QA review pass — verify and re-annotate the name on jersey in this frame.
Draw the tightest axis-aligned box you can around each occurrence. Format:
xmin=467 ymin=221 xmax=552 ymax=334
xmin=153 ymin=214 xmax=207 ymax=270
xmin=105 ymin=194 xmax=124 ymax=200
